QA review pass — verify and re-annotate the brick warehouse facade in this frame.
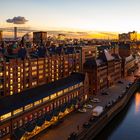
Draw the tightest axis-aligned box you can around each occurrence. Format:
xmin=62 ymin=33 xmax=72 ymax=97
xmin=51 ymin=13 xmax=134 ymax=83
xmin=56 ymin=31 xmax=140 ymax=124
xmin=0 ymin=52 xmax=81 ymax=97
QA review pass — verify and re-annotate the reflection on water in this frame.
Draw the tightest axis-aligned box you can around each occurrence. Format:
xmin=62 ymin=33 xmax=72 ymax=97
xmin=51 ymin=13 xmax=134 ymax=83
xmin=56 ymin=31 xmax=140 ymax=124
xmin=94 ymin=92 xmax=140 ymax=140
xmin=135 ymin=93 xmax=140 ymax=114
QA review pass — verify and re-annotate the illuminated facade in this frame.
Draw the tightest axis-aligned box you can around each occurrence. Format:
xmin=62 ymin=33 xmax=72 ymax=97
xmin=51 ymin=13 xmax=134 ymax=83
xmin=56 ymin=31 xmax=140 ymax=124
xmin=119 ymin=31 xmax=137 ymax=42
xmin=0 ymin=73 xmax=89 ymax=140
xmin=0 ymin=52 xmax=81 ymax=97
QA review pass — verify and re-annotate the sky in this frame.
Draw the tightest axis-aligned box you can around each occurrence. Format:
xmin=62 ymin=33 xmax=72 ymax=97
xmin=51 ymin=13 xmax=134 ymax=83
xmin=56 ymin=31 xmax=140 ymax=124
xmin=0 ymin=0 xmax=140 ymax=37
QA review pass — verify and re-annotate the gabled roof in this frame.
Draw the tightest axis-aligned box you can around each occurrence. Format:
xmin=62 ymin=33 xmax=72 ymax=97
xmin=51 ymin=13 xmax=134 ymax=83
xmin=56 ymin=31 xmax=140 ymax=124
xmin=99 ymin=49 xmax=114 ymax=62
xmin=0 ymin=73 xmax=85 ymax=116
xmin=84 ymin=57 xmax=105 ymax=68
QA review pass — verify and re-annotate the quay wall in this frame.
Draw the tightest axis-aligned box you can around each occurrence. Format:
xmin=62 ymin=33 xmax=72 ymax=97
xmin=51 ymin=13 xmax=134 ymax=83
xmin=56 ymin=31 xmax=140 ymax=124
xmin=78 ymin=80 xmax=140 ymax=140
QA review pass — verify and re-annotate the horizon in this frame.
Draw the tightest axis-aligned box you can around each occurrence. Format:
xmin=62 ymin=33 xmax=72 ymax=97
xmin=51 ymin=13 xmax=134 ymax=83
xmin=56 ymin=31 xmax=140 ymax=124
xmin=1 ymin=0 xmax=140 ymax=38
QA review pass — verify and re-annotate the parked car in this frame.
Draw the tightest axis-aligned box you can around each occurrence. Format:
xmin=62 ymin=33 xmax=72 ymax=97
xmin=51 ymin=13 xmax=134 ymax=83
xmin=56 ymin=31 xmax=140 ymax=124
xmin=101 ymin=92 xmax=109 ymax=95
xmin=122 ymin=90 xmax=126 ymax=94
xmin=84 ymin=104 xmax=93 ymax=109
xmin=92 ymin=106 xmax=104 ymax=117
xmin=91 ymin=98 xmax=100 ymax=103
xmin=78 ymin=108 xmax=87 ymax=113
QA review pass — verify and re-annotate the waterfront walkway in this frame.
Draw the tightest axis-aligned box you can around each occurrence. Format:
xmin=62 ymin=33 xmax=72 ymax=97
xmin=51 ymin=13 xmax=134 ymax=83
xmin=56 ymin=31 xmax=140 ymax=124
xmin=34 ymin=67 xmax=140 ymax=140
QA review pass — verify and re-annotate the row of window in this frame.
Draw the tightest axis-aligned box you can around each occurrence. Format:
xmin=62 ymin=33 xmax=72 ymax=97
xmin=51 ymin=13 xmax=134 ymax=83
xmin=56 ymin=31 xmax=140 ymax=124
xmin=12 ymin=91 xmax=79 ymax=130
xmin=0 ymin=82 xmax=83 ymax=121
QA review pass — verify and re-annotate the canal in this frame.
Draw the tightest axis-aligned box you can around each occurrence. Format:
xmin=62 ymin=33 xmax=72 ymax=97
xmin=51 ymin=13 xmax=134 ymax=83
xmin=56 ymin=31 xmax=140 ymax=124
xmin=95 ymin=91 xmax=140 ymax=140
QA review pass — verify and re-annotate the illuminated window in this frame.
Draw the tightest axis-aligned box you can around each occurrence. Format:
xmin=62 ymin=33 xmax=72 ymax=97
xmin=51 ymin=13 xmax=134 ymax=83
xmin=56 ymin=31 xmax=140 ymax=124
xmin=18 ymin=78 xmax=20 ymax=82
xmin=43 ymin=96 xmax=49 ymax=102
xmin=24 ymin=103 xmax=33 ymax=110
xmin=0 ymin=112 xmax=11 ymax=121
xmin=39 ymin=75 xmax=43 ymax=79
xmin=50 ymin=93 xmax=57 ymax=100
xmin=26 ymin=84 xmax=29 ymax=88
xmin=39 ymin=70 xmax=43 ymax=74
xmin=18 ymin=67 xmax=20 ymax=70
xmin=10 ymin=86 xmax=13 ymax=90
xmin=39 ymin=65 xmax=43 ymax=69
xmin=64 ymin=88 xmax=69 ymax=93
xmin=0 ymin=72 xmax=3 ymax=76
xmin=18 ymin=89 xmax=21 ymax=93
xmin=32 ymin=71 xmax=37 ymax=76
xmin=10 ymin=80 xmax=13 ymax=84
xmin=34 ymin=100 xmax=42 ymax=106
xmin=18 ymin=84 xmax=20 ymax=88
xmin=25 ymin=68 xmax=29 ymax=71
xmin=18 ymin=72 xmax=20 ymax=77
xmin=32 ymin=66 xmax=37 ymax=70
xmin=57 ymin=91 xmax=63 ymax=96
xmin=10 ymin=91 xmax=13 ymax=95
xmin=10 ymin=68 xmax=13 ymax=72
xmin=0 ymin=84 xmax=3 ymax=89
xmin=6 ymin=71 xmax=8 ymax=76
xmin=13 ymin=108 xmax=23 ymax=115
xmin=69 ymin=86 xmax=73 ymax=91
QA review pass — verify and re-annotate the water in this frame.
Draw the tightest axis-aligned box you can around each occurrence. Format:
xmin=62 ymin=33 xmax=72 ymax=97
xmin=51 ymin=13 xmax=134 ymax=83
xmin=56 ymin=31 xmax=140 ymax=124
xmin=95 ymin=92 xmax=140 ymax=140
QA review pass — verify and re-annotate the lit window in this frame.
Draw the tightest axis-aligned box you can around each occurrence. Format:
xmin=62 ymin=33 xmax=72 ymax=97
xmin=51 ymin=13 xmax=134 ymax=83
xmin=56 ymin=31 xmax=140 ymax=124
xmin=10 ymin=80 xmax=13 ymax=84
xmin=10 ymin=86 xmax=13 ymax=90
xmin=39 ymin=65 xmax=43 ymax=69
xmin=64 ymin=88 xmax=69 ymax=93
xmin=10 ymin=91 xmax=13 ymax=95
xmin=34 ymin=100 xmax=42 ymax=106
xmin=0 ymin=72 xmax=3 ymax=76
xmin=13 ymin=108 xmax=23 ymax=115
xmin=0 ymin=84 xmax=3 ymax=89
xmin=50 ymin=93 xmax=57 ymax=100
xmin=24 ymin=103 xmax=33 ymax=110
xmin=57 ymin=91 xmax=63 ymax=96
xmin=43 ymin=96 xmax=49 ymax=102
xmin=0 ymin=112 xmax=11 ymax=121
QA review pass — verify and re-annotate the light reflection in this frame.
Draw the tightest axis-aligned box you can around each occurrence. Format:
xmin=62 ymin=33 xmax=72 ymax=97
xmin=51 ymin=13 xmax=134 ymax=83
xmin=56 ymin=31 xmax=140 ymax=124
xmin=135 ymin=92 xmax=140 ymax=114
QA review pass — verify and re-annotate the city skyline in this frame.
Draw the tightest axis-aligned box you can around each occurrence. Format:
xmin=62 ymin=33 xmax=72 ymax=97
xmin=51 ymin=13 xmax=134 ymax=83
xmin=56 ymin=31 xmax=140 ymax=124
xmin=1 ymin=0 xmax=140 ymax=38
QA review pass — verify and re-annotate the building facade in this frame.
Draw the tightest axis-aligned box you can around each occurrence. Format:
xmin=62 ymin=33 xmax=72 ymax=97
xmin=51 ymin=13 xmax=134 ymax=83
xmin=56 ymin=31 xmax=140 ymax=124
xmin=33 ymin=32 xmax=47 ymax=45
xmin=119 ymin=31 xmax=137 ymax=42
xmin=84 ymin=50 xmax=122 ymax=94
xmin=0 ymin=52 xmax=81 ymax=97
xmin=0 ymin=73 xmax=89 ymax=140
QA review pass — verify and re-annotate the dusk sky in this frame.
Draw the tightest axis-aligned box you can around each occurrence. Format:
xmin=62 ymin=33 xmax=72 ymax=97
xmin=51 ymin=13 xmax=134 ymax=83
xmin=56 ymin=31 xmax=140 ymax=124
xmin=0 ymin=0 xmax=140 ymax=33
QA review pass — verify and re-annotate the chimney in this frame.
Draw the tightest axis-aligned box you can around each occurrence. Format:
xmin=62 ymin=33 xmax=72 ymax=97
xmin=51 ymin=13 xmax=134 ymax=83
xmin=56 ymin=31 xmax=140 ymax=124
xmin=14 ymin=27 xmax=17 ymax=40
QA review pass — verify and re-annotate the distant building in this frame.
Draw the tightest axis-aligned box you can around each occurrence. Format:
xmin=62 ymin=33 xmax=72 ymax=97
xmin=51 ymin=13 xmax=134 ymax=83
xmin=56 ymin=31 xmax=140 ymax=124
xmin=119 ymin=31 xmax=137 ymax=42
xmin=75 ymin=45 xmax=97 ymax=70
xmin=33 ymin=32 xmax=47 ymax=45
xmin=0 ymin=31 xmax=2 ymax=42
xmin=14 ymin=27 xmax=17 ymax=40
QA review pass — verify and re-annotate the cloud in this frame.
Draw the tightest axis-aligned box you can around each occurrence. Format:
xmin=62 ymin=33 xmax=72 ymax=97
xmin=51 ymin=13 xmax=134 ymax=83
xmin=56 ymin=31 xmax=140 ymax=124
xmin=6 ymin=16 xmax=28 ymax=24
